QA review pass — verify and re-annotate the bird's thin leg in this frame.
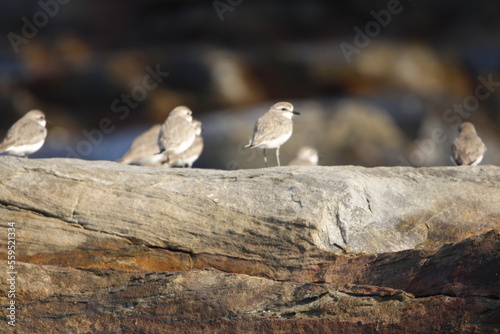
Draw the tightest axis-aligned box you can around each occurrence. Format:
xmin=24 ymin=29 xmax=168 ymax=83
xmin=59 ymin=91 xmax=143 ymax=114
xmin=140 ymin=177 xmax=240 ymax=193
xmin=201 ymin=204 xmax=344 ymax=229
xmin=263 ymin=149 xmax=268 ymax=168
xmin=276 ymin=146 xmax=281 ymax=167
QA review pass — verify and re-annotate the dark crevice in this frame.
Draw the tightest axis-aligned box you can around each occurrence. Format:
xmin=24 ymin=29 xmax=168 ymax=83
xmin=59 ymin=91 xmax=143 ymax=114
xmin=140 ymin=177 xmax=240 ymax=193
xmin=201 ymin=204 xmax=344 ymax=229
xmin=411 ymin=292 xmax=500 ymax=300
xmin=41 ymin=312 xmax=87 ymax=319
xmin=332 ymin=243 xmax=347 ymax=253
xmin=144 ymin=243 xmax=194 ymax=256
xmin=295 ymin=291 xmax=330 ymax=306
xmin=0 ymin=200 xmax=69 ymax=222
xmin=336 ymin=289 xmax=410 ymax=299
xmin=364 ymin=190 xmax=373 ymax=214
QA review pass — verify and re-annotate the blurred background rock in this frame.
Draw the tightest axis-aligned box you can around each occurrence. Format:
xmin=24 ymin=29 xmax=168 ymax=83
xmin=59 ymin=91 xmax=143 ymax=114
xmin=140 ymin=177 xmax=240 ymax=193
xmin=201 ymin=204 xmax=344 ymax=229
xmin=0 ymin=1 xmax=499 ymax=168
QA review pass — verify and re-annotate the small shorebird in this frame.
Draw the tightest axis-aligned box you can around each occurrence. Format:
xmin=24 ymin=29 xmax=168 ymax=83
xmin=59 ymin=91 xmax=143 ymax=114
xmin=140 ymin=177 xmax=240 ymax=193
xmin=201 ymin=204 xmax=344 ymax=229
xmin=158 ymin=106 xmax=196 ymax=165
xmin=288 ymin=146 xmax=319 ymax=166
xmin=167 ymin=120 xmax=203 ymax=168
xmin=451 ymin=122 xmax=487 ymax=166
xmin=118 ymin=124 xmax=162 ymax=166
xmin=0 ymin=110 xmax=47 ymax=157
xmin=245 ymin=102 xmax=300 ymax=167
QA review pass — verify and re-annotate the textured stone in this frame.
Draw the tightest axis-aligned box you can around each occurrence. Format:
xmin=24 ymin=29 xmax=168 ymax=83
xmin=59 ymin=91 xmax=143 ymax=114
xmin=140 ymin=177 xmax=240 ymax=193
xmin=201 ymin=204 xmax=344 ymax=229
xmin=0 ymin=157 xmax=499 ymax=332
xmin=0 ymin=157 xmax=498 ymax=257
xmin=1 ymin=264 xmax=498 ymax=334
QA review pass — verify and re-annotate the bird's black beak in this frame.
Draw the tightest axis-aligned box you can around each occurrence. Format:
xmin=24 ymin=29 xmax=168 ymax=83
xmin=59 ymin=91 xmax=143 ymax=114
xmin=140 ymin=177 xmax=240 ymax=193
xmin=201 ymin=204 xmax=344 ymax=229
xmin=292 ymin=111 xmax=300 ymax=115
xmin=46 ymin=120 xmax=52 ymax=125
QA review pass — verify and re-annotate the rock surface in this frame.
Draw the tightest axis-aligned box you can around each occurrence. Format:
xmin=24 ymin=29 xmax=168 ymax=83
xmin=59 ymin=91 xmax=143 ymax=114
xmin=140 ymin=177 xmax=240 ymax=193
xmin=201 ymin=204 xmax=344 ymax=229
xmin=2 ymin=264 xmax=498 ymax=334
xmin=0 ymin=157 xmax=499 ymax=333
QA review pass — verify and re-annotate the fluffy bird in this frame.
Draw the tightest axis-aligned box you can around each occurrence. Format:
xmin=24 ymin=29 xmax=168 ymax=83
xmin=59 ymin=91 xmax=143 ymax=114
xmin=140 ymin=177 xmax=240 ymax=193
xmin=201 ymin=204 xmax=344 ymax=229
xmin=118 ymin=124 xmax=162 ymax=166
xmin=451 ymin=122 xmax=487 ymax=166
xmin=0 ymin=110 xmax=47 ymax=157
xmin=158 ymin=106 xmax=197 ymax=165
xmin=167 ymin=120 xmax=203 ymax=168
xmin=245 ymin=102 xmax=300 ymax=167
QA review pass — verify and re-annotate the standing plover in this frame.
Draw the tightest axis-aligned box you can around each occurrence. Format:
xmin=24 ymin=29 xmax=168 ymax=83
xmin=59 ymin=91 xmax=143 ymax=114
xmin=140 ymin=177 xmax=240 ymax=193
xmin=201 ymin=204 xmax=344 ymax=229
xmin=158 ymin=106 xmax=196 ymax=165
xmin=167 ymin=120 xmax=203 ymax=168
xmin=245 ymin=102 xmax=300 ymax=167
xmin=118 ymin=124 xmax=162 ymax=166
xmin=0 ymin=110 xmax=47 ymax=157
xmin=451 ymin=122 xmax=487 ymax=166
xmin=288 ymin=146 xmax=319 ymax=166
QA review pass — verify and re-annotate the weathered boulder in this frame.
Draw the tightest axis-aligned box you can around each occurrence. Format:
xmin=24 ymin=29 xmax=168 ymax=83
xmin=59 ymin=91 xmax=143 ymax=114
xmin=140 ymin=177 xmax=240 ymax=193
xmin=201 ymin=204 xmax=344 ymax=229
xmin=0 ymin=157 xmax=499 ymax=332
xmin=0 ymin=157 xmax=498 ymax=256
xmin=1 ymin=264 xmax=498 ymax=334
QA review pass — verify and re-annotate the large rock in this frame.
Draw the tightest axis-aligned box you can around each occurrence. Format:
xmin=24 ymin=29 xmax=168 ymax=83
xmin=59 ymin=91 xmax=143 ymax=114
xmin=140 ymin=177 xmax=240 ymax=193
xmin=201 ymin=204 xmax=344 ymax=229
xmin=0 ymin=157 xmax=499 ymax=332
xmin=0 ymin=157 xmax=498 ymax=256
xmin=2 ymin=264 xmax=498 ymax=334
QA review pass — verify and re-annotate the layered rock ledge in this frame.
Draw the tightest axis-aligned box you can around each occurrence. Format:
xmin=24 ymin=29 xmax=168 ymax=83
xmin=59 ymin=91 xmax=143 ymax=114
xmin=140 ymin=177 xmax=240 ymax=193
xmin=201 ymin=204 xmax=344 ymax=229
xmin=0 ymin=157 xmax=499 ymax=333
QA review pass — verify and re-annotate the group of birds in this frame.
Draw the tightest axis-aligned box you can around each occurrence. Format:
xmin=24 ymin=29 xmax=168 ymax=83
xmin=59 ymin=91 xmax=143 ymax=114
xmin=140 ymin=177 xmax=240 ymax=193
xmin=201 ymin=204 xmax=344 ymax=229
xmin=0 ymin=102 xmax=489 ymax=168
xmin=119 ymin=106 xmax=204 ymax=168
xmin=120 ymin=101 xmax=313 ymax=167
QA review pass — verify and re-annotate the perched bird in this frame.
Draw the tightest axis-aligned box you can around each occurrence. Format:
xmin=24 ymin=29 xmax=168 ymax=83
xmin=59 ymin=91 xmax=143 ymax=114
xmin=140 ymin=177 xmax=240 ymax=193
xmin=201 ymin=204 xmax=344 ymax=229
xmin=0 ymin=110 xmax=47 ymax=157
xmin=451 ymin=122 xmax=487 ymax=166
xmin=167 ymin=120 xmax=203 ymax=168
xmin=158 ymin=106 xmax=197 ymax=165
xmin=245 ymin=102 xmax=300 ymax=167
xmin=118 ymin=124 xmax=162 ymax=166
xmin=288 ymin=146 xmax=319 ymax=166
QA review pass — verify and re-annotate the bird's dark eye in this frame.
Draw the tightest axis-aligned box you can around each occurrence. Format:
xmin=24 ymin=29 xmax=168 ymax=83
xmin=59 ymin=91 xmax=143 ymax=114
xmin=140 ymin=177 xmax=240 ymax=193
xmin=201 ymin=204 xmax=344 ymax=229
xmin=281 ymin=108 xmax=287 ymax=111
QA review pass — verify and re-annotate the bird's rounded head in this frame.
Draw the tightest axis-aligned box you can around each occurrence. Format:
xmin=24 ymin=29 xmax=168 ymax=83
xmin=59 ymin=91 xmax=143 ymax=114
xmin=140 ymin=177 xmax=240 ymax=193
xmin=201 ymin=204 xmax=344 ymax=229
xmin=459 ymin=122 xmax=476 ymax=134
xmin=270 ymin=102 xmax=300 ymax=119
xmin=25 ymin=109 xmax=46 ymax=127
xmin=169 ymin=106 xmax=193 ymax=121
